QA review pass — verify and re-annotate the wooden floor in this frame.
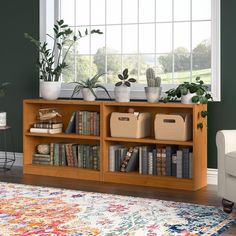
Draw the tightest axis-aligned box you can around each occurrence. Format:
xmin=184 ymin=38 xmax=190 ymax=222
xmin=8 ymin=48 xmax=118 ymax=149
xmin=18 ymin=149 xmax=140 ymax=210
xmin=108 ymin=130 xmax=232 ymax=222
xmin=0 ymin=167 xmax=235 ymax=235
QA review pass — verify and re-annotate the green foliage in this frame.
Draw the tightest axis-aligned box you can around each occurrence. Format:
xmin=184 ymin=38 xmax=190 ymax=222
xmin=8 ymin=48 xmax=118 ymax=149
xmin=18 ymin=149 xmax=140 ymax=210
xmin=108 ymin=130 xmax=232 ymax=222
xmin=71 ymin=73 xmax=111 ymax=99
xmin=25 ymin=19 xmax=102 ymax=82
xmin=0 ymin=82 xmax=10 ymax=97
xmin=115 ymin=68 xmax=136 ymax=87
xmin=163 ymin=76 xmax=213 ymax=104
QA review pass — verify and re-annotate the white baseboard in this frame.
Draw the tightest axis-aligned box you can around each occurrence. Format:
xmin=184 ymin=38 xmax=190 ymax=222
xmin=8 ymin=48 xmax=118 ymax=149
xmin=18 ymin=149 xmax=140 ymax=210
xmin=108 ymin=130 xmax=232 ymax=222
xmin=0 ymin=152 xmax=218 ymax=185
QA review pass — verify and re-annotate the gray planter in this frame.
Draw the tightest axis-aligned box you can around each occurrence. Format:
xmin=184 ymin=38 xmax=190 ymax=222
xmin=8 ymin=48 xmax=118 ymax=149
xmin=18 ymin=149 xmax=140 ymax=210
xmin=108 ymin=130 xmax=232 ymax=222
xmin=144 ymin=87 xmax=162 ymax=103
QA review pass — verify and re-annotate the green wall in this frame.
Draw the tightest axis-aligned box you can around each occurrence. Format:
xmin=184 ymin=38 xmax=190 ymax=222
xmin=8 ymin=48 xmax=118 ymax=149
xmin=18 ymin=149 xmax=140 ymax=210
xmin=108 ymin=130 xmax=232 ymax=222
xmin=0 ymin=0 xmax=39 ymax=152
xmin=0 ymin=0 xmax=234 ymax=169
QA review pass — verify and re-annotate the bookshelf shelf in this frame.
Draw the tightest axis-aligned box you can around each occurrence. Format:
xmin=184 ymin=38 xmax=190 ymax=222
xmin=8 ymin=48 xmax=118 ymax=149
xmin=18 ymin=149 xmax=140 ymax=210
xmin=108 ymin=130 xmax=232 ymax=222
xmin=23 ymin=99 xmax=207 ymax=191
xmin=25 ymin=132 xmax=101 ymax=140
xmin=105 ymin=137 xmax=193 ymax=146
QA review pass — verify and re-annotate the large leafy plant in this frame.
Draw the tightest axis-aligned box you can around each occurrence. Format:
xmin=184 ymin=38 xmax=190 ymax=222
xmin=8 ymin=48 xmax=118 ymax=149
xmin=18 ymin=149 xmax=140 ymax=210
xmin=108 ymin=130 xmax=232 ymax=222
xmin=71 ymin=73 xmax=111 ymax=99
xmin=163 ymin=77 xmax=213 ymax=104
xmin=25 ymin=20 xmax=102 ymax=82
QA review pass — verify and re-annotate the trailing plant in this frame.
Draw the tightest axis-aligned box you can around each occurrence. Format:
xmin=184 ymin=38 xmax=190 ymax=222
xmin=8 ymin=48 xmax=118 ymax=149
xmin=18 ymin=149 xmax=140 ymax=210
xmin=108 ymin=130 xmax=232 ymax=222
xmin=115 ymin=68 xmax=136 ymax=87
xmin=146 ymin=68 xmax=161 ymax=87
xmin=163 ymin=76 xmax=213 ymax=104
xmin=71 ymin=73 xmax=111 ymax=99
xmin=25 ymin=19 xmax=102 ymax=82
xmin=0 ymin=82 xmax=10 ymax=97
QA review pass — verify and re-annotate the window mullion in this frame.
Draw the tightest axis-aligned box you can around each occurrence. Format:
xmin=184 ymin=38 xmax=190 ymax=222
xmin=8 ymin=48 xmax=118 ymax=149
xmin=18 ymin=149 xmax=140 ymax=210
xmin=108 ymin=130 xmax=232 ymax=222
xmin=190 ymin=0 xmax=193 ymax=82
xmin=172 ymin=0 xmax=175 ymax=84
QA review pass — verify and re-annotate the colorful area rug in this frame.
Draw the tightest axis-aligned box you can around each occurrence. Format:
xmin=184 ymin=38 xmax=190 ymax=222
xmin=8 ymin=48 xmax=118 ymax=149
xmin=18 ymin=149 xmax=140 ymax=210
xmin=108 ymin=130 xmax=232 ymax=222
xmin=0 ymin=182 xmax=235 ymax=235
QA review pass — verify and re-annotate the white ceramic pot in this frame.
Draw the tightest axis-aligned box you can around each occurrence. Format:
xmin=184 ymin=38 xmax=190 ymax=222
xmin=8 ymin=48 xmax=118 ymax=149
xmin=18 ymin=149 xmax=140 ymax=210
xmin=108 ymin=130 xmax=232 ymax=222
xmin=181 ymin=92 xmax=197 ymax=104
xmin=0 ymin=112 xmax=7 ymax=126
xmin=145 ymin=87 xmax=162 ymax=103
xmin=82 ymin=88 xmax=96 ymax=101
xmin=40 ymin=81 xmax=62 ymax=100
xmin=114 ymin=86 xmax=131 ymax=102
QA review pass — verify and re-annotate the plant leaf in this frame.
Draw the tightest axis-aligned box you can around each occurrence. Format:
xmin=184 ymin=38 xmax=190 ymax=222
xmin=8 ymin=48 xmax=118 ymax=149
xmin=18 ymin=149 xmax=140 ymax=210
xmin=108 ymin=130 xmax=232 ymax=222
xmin=118 ymin=74 xmax=124 ymax=80
xmin=95 ymin=84 xmax=111 ymax=99
xmin=128 ymin=78 xmax=136 ymax=83
xmin=115 ymin=81 xmax=122 ymax=86
xmin=124 ymin=81 xmax=131 ymax=87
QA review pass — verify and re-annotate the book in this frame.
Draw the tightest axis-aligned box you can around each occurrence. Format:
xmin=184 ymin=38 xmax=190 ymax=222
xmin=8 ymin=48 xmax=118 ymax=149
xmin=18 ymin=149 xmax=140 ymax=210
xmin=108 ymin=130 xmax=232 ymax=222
xmin=30 ymin=127 xmax=62 ymax=134
xmin=189 ymin=152 xmax=193 ymax=179
xmin=33 ymin=122 xmax=63 ymax=129
xmin=161 ymin=148 xmax=166 ymax=176
xmin=65 ymin=112 xmax=76 ymax=133
xmin=171 ymin=154 xmax=177 ymax=177
xmin=176 ymin=150 xmax=183 ymax=178
xmin=166 ymin=146 xmax=177 ymax=176
xmin=126 ymin=147 xmax=139 ymax=172
xmin=152 ymin=149 xmax=157 ymax=175
xmin=109 ymin=144 xmax=123 ymax=172
xmin=148 ymin=151 xmax=153 ymax=175
xmin=156 ymin=148 xmax=162 ymax=176
xmin=183 ymin=148 xmax=190 ymax=178
xmin=120 ymin=147 xmax=135 ymax=172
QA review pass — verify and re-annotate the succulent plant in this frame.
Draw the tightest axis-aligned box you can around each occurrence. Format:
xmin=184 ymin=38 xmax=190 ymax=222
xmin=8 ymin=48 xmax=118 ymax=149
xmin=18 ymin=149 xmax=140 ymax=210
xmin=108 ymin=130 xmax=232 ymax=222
xmin=115 ymin=68 xmax=136 ymax=87
xmin=146 ymin=68 xmax=161 ymax=87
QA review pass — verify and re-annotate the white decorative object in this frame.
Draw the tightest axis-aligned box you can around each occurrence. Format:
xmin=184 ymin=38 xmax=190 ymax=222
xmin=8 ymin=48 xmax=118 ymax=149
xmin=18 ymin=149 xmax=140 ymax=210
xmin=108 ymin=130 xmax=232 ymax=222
xmin=181 ymin=92 xmax=196 ymax=104
xmin=114 ymin=86 xmax=130 ymax=102
xmin=82 ymin=88 xmax=96 ymax=101
xmin=40 ymin=81 xmax=61 ymax=100
xmin=0 ymin=112 xmax=6 ymax=126
xmin=145 ymin=87 xmax=162 ymax=103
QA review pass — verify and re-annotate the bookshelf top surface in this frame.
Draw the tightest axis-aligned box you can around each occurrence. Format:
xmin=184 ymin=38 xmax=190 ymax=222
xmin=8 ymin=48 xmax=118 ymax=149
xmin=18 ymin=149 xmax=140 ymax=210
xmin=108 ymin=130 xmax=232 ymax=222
xmin=24 ymin=99 xmax=206 ymax=109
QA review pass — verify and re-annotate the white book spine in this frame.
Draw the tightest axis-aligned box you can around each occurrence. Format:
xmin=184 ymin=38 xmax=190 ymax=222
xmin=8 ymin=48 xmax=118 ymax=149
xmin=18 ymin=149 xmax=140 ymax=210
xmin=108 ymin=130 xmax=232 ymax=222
xmin=176 ymin=150 xmax=183 ymax=178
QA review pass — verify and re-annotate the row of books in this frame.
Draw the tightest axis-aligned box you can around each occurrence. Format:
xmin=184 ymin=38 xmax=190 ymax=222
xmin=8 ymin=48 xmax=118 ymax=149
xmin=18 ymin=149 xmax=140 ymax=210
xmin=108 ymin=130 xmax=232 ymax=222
xmin=30 ymin=122 xmax=63 ymax=134
xmin=109 ymin=145 xmax=193 ymax=179
xmin=33 ymin=143 xmax=100 ymax=170
xmin=65 ymin=110 xmax=100 ymax=136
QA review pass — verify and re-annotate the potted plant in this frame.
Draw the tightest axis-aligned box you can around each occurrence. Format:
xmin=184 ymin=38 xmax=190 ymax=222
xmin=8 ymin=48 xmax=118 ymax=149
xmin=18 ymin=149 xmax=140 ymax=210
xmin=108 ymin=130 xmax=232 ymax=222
xmin=25 ymin=19 xmax=102 ymax=100
xmin=145 ymin=68 xmax=162 ymax=103
xmin=114 ymin=68 xmax=136 ymax=102
xmin=163 ymin=76 xmax=213 ymax=104
xmin=0 ymin=82 xmax=10 ymax=126
xmin=71 ymin=73 xmax=111 ymax=101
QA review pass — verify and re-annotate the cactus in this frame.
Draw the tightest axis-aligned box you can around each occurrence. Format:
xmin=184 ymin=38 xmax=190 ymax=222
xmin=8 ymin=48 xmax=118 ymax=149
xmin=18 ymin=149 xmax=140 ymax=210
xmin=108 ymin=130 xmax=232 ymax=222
xmin=146 ymin=68 xmax=161 ymax=87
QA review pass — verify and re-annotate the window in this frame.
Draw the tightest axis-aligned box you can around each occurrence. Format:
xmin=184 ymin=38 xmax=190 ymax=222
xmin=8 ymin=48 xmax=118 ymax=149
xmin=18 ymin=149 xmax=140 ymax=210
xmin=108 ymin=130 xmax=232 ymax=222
xmin=40 ymin=0 xmax=220 ymax=100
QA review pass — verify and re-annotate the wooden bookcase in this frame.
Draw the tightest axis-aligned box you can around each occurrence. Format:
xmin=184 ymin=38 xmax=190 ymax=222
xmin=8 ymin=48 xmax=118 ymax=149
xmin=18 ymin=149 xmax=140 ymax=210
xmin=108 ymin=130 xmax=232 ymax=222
xmin=23 ymin=99 xmax=207 ymax=191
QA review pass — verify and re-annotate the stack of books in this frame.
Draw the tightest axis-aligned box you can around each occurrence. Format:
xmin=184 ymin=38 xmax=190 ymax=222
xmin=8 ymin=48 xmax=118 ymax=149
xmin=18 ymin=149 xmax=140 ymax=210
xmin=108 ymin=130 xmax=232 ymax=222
xmin=30 ymin=122 xmax=63 ymax=134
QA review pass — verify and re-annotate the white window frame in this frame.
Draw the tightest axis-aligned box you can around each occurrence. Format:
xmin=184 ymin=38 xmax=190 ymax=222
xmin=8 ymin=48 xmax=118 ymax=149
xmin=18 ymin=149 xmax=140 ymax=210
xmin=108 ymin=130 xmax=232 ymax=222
xmin=40 ymin=0 xmax=221 ymax=101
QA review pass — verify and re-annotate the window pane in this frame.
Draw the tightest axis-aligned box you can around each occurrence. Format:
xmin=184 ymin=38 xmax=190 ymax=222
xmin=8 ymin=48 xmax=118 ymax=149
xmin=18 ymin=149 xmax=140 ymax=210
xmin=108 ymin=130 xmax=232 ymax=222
xmin=174 ymin=22 xmax=190 ymax=52
xmin=123 ymin=0 xmax=137 ymax=24
xmin=91 ymin=0 xmax=105 ymax=25
xmin=174 ymin=53 xmax=190 ymax=84
xmin=62 ymin=46 xmax=75 ymax=83
xmin=192 ymin=21 xmax=211 ymax=51
xmin=61 ymin=0 xmax=75 ymax=26
xmin=91 ymin=26 xmax=105 ymax=54
xmin=123 ymin=25 xmax=138 ymax=54
xmin=174 ymin=0 xmax=190 ymax=21
xmin=139 ymin=55 xmax=155 ymax=84
xmin=93 ymin=48 xmax=106 ymax=75
xmin=192 ymin=22 xmax=211 ymax=84
xmin=107 ymin=0 xmax=121 ymax=24
xmin=156 ymin=23 xmax=172 ymax=53
xmin=139 ymin=24 xmax=155 ymax=53
xmin=76 ymin=55 xmax=91 ymax=81
xmin=192 ymin=0 xmax=211 ymax=20
xmin=76 ymin=27 xmax=90 ymax=55
xmin=123 ymin=55 xmax=138 ymax=81
xmin=107 ymin=25 xmax=121 ymax=53
xmin=157 ymin=54 xmax=173 ymax=84
xmin=76 ymin=0 xmax=89 ymax=26
xmin=139 ymin=0 xmax=155 ymax=23
xmin=107 ymin=55 xmax=121 ymax=83
xmin=156 ymin=0 xmax=172 ymax=22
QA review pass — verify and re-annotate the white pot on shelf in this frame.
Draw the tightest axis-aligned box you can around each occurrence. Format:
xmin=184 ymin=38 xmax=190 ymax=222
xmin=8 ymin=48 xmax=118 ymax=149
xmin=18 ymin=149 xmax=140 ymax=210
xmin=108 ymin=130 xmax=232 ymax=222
xmin=181 ymin=92 xmax=197 ymax=104
xmin=82 ymin=88 xmax=96 ymax=101
xmin=114 ymin=86 xmax=131 ymax=102
xmin=40 ymin=81 xmax=62 ymax=100
xmin=144 ymin=87 xmax=162 ymax=103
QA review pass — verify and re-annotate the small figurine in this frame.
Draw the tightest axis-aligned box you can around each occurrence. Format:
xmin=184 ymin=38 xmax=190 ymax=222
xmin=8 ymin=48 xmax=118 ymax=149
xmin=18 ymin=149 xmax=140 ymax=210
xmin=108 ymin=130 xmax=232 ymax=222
xmin=38 ymin=108 xmax=62 ymax=121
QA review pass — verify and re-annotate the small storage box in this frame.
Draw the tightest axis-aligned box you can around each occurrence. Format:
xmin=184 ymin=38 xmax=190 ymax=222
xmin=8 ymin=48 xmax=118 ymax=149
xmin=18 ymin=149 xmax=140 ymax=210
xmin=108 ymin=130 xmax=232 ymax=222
xmin=154 ymin=113 xmax=192 ymax=141
xmin=110 ymin=112 xmax=151 ymax=138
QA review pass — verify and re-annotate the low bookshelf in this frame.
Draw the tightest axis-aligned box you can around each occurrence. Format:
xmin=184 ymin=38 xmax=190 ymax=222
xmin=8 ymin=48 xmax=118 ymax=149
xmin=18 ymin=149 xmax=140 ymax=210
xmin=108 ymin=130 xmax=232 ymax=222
xmin=23 ymin=99 xmax=207 ymax=191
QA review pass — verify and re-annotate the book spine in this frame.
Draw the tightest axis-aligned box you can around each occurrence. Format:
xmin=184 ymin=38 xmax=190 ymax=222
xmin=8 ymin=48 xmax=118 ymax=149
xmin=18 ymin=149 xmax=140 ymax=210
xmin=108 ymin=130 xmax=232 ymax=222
xmin=156 ymin=148 xmax=162 ymax=176
xmin=148 ymin=151 xmax=153 ymax=175
xmin=176 ymin=150 xmax=183 ymax=178
xmin=152 ymin=149 xmax=157 ymax=175
xmin=161 ymin=148 xmax=166 ymax=176
xmin=171 ymin=154 xmax=177 ymax=177
xmin=189 ymin=152 xmax=193 ymax=179
xmin=183 ymin=148 xmax=190 ymax=178
xmin=141 ymin=147 xmax=148 ymax=175
xmin=120 ymin=147 xmax=134 ymax=172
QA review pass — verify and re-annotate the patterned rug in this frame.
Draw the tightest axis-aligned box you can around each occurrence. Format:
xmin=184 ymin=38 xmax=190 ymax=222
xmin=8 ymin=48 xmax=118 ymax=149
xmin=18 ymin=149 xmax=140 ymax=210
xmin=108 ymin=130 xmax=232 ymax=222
xmin=0 ymin=182 xmax=235 ymax=235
